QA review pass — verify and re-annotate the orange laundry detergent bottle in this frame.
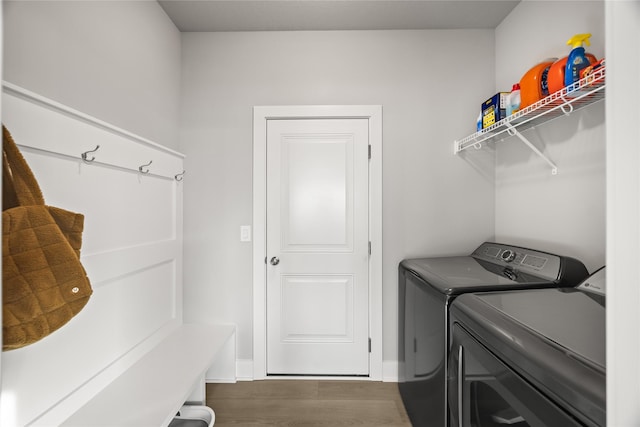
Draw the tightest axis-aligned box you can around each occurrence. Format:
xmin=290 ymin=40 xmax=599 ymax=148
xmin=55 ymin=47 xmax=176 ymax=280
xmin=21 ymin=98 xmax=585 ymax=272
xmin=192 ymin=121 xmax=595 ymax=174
xmin=519 ymin=58 xmax=556 ymax=110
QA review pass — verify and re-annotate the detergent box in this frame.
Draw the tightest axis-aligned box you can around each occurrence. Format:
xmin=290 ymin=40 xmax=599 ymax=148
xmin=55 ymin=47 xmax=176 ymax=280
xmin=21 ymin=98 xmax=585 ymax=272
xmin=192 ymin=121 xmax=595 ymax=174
xmin=481 ymin=92 xmax=509 ymax=129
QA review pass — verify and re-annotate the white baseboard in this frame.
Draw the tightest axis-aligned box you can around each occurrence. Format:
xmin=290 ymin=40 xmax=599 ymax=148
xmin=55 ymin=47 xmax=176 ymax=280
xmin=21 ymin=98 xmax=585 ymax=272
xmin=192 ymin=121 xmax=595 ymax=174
xmin=382 ymin=360 xmax=399 ymax=382
xmin=206 ymin=359 xmax=254 ymax=383
xmin=235 ymin=359 xmax=255 ymax=381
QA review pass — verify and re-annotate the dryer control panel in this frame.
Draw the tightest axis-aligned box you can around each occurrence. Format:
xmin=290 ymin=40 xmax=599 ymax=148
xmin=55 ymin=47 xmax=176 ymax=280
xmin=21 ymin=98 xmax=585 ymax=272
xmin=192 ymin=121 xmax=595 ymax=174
xmin=472 ymin=242 xmax=562 ymax=283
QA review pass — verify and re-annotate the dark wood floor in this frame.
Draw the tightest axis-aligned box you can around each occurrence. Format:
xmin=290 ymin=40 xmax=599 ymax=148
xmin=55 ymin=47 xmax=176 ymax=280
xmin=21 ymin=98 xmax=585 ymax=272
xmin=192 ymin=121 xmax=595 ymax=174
xmin=206 ymin=380 xmax=412 ymax=426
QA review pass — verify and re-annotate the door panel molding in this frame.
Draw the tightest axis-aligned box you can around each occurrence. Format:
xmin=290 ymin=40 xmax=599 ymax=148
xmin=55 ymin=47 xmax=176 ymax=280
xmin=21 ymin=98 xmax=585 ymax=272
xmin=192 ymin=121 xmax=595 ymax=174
xmin=280 ymin=133 xmax=353 ymax=251
xmin=280 ymin=275 xmax=353 ymax=342
xmin=253 ymin=105 xmax=382 ymax=380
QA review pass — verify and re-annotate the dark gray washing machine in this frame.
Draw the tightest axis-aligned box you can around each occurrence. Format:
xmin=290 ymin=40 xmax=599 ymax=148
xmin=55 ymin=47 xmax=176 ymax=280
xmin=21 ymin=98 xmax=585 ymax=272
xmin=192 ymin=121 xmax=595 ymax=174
xmin=448 ymin=267 xmax=606 ymax=427
xmin=397 ymin=242 xmax=589 ymax=427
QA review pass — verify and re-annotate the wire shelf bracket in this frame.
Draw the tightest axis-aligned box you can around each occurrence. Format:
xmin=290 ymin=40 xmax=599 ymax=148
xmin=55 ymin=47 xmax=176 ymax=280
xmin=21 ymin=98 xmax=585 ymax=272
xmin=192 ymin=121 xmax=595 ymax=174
xmin=505 ymin=123 xmax=558 ymax=175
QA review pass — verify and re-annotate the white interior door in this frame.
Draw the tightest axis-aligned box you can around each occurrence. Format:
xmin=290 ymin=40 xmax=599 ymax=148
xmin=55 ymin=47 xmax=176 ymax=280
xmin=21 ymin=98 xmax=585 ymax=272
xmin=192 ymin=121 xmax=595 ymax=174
xmin=266 ymin=118 xmax=370 ymax=375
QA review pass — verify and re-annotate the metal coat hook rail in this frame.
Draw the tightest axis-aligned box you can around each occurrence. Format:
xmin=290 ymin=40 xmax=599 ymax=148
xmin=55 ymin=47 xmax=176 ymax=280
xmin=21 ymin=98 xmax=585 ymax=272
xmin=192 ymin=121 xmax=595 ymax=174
xmin=14 ymin=143 xmax=185 ymax=181
xmin=78 ymin=150 xmax=186 ymax=181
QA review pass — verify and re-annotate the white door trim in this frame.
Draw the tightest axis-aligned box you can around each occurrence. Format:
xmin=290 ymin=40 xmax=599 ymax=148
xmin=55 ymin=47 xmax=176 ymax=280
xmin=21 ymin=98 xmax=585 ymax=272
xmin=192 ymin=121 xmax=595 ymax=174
xmin=253 ymin=105 xmax=383 ymax=380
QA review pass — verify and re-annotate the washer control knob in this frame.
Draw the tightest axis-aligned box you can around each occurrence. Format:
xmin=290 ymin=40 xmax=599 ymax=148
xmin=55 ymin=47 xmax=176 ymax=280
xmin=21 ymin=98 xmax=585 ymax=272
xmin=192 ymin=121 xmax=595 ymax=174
xmin=501 ymin=250 xmax=516 ymax=262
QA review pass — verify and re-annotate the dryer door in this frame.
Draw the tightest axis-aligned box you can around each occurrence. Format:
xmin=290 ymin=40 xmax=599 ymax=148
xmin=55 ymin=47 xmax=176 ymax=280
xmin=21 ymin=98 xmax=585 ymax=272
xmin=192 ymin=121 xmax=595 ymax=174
xmin=448 ymin=323 xmax=585 ymax=427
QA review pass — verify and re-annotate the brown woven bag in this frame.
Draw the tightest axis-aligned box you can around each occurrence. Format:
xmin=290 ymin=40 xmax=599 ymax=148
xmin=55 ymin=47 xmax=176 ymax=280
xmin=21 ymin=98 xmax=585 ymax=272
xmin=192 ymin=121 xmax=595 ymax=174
xmin=2 ymin=126 xmax=92 ymax=351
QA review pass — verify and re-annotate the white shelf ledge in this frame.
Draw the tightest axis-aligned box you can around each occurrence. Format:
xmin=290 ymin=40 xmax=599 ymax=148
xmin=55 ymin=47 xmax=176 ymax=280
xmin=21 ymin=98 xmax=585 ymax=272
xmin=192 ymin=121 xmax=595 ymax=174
xmin=59 ymin=324 xmax=235 ymax=427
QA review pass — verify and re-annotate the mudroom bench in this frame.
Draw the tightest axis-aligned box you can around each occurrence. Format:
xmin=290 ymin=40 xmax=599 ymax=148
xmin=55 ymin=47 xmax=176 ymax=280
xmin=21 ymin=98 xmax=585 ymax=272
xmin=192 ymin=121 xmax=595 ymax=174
xmin=60 ymin=324 xmax=235 ymax=427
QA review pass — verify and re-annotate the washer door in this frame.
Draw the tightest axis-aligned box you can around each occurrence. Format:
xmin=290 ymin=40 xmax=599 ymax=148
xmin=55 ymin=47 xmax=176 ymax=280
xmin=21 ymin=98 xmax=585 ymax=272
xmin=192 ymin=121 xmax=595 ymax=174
xmin=448 ymin=323 xmax=585 ymax=427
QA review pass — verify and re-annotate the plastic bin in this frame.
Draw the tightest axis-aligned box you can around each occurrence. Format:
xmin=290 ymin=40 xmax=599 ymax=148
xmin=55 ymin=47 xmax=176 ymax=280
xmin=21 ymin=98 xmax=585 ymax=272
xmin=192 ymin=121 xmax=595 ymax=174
xmin=169 ymin=405 xmax=215 ymax=427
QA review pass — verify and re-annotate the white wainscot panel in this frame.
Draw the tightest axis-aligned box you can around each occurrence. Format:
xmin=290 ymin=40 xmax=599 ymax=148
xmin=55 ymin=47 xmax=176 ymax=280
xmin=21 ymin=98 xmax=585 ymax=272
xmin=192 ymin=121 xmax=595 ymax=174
xmin=1 ymin=83 xmax=185 ymax=426
xmin=0 ymin=260 xmax=177 ymax=427
xmin=22 ymin=150 xmax=177 ymax=256
xmin=281 ymin=275 xmax=354 ymax=343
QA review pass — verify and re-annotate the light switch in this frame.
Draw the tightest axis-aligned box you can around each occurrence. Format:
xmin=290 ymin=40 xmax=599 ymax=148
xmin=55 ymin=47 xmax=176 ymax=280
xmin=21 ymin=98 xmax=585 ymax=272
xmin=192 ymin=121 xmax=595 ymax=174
xmin=240 ymin=225 xmax=251 ymax=242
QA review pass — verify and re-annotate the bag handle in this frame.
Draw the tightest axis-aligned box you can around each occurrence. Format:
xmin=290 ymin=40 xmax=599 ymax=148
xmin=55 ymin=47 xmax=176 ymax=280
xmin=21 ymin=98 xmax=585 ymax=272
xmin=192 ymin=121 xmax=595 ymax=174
xmin=2 ymin=126 xmax=45 ymax=209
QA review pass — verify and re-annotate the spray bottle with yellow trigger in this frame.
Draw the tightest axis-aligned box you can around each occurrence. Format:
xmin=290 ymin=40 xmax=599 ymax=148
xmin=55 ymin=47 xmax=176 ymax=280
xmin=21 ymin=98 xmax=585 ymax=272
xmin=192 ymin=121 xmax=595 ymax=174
xmin=564 ymin=33 xmax=592 ymax=87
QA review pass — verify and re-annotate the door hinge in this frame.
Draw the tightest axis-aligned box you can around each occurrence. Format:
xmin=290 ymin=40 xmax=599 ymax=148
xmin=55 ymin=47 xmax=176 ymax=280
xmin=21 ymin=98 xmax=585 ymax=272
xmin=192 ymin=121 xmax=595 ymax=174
xmin=368 ymin=144 xmax=372 ymax=159
xmin=368 ymin=337 xmax=372 ymax=353
xmin=368 ymin=241 xmax=372 ymax=255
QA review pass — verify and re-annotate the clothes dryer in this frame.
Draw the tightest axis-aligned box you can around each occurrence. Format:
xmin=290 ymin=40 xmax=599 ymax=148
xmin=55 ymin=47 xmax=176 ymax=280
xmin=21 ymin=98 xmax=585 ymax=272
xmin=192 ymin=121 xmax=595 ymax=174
xmin=397 ymin=242 xmax=589 ymax=427
xmin=448 ymin=267 xmax=606 ymax=427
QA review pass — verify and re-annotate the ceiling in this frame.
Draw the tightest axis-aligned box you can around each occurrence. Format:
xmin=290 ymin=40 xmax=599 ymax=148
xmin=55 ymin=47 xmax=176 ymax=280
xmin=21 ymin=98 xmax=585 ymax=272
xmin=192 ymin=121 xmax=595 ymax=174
xmin=158 ymin=0 xmax=520 ymax=32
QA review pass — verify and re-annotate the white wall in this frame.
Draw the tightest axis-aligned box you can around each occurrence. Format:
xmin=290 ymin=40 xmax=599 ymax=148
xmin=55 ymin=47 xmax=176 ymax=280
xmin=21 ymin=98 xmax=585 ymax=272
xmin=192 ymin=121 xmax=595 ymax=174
xmin=492 ymin=0 xmax=606 ymax=271
xmin=605 ymin=1 xmax=640 ymax=425
xmin=3 ymin=0 xmax=181 ymax=150
xmin=179 ymin=30 xmax=497 ymax=367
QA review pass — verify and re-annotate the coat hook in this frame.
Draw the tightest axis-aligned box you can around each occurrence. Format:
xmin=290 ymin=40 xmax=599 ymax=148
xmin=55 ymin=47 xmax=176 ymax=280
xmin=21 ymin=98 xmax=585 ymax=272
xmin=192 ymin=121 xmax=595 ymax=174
xmin=175 ymin=170 xmax=185 ymax=181
xmin=139 ymin=160 xmax=153 ymax=174
xmin=81 ymin=145 xmax=100 ymax=162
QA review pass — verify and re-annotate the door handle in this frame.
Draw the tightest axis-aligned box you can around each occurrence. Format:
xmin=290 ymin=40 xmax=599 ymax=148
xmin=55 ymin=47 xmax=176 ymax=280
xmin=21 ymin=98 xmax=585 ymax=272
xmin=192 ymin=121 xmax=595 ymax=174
xmin=270 ymin=257 xmax=280 ymax=266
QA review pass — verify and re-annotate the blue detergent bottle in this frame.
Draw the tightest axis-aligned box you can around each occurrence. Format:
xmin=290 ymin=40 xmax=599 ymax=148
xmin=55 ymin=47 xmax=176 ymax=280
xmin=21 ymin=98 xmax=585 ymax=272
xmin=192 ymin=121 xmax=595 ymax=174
xmin=564 ymin=33 xmax=592 ymax=88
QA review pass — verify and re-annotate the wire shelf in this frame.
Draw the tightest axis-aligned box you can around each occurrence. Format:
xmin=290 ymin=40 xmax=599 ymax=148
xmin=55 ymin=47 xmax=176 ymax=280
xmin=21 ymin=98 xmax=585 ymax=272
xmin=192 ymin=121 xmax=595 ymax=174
xmin=454 ymin=62 xmax=606 ymax=154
